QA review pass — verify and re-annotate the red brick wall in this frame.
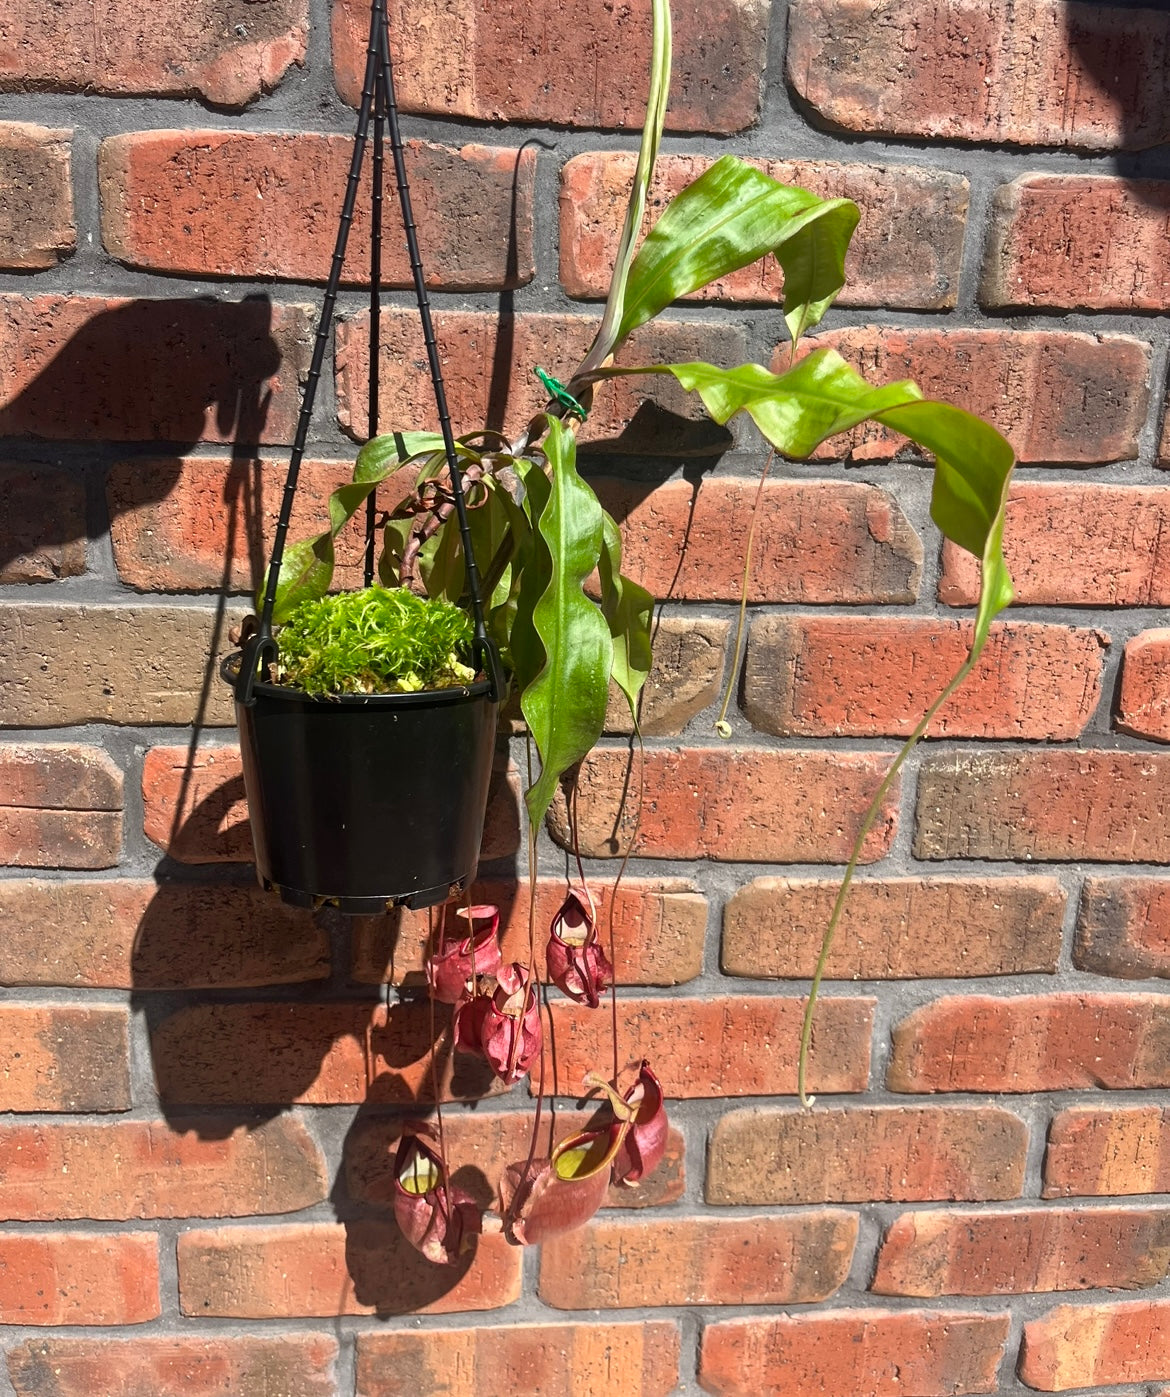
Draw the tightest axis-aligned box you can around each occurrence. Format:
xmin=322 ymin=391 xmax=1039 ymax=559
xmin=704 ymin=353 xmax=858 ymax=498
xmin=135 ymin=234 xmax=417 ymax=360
xmin=2 ymin=2 xmax=1169 ymax=1394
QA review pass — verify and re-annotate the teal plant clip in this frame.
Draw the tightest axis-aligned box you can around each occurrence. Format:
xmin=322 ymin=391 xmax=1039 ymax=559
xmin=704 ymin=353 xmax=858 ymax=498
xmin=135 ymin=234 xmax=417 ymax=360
xmin=534 ymin=367 xmax=588 ymax=422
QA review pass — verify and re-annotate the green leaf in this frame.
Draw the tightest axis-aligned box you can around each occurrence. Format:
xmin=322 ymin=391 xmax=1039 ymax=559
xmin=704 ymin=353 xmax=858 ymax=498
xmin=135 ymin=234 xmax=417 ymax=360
xmin=508 ymin=456 xmax=553 ymax=698
xmin=616 ymin=157 xmax=859 ymax=346
xmin=575 ymin=0 xmax=671 ymax=377
xmin=598 ymin=510 xmax=653 ymax=721
xmin=519 ymin=419 xmax=613 ymax=829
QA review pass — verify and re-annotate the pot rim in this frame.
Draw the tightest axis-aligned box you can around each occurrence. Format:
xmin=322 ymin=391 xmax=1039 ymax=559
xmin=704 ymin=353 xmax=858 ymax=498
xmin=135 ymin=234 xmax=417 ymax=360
xmin=220 ymin=653 xmax=495 ymax=709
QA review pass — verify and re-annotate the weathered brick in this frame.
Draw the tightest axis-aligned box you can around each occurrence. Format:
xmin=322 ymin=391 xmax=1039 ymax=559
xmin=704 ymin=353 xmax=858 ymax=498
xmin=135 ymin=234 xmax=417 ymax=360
xmin=333 ymin=0 xmax=767 ymax=132
xmin=700 ymin=1309 xmax=1010 ymax=1397
xmin=874 ymin=1205 xmax=1170 ymax=1296
xmin=606 ymin=617 xmax=728 ymax=736
xmin=722 ymin=876 xmax=1065 ymax=980
xmin=596 ymin=478 xmax=921 ymax=604
xmin=0 ymin=294 xmax=313 ymax=445
xmin=152 ymin=1002 xmax=504 ymax=1107
xmin=916 ymin=750 xmax=1170 ymax=863
xmin=7 ymin=1336 xmax=338 ymax=1397
xmin=0 ymin=743 xmax=122 ymax=870
xmin=941 ymin=485 xmax=1170 ymax=607
xmin=1044 ymin=1105 xmax=1170 ymax=1198
xmin=0 ymin=879 xmax=329 ymax=989
xmin=0 ymin=463 xmax=86 ymax=583
xmin=1117 ymin=629 xmax=1170 ymax=742
xmin=142 ymin=745 xmax=519 ymax=865
xmin=101 ymin=132 xmax=534 ymax=289
xmin=889 ymin=993 xmax=1170 ymax=1093
xmin=335 ymin=309 xmax=744 ymax=455
xmin=0 ymin=1232 xmax=158 ymax=1326
xmin=355 ymin=1324 xmax=678 ymax=1397
xmin=707 ymin=1104 xmax=1027 ymax=1204
xmin=0 ymin=1116 xmax=326 ymax=1220
xmin=743 ymin=616 xmax=1104 ymax=740
xmin=177 ymin=1221 xmax=520 ymax=1317
xmin=0 ymin=0 xmax=307 ymax=107
xmin=1021 ymin=1297 xmax=1170 ymax=1390
xmin=984 ymin=175 xmax=1170 ymax=311
xmin=544 ymin=996 xmax=874 ymax=1098
xmin=540 ymin=1213 xmax=856 ymax=1308
xmin=351 ymin=876 xmax=705 ymax=988
xmin=548 ymin=747 xmax=898 ymax=862
xmin=797 ymin=326 xmax=1149 ymax=464
xmin=345 ymin=1111 xmax=686 ymax=1213
xmin=0 ymin=123 xmax=73 ymax=269
xmin=1076 ymin=877 xmax=1170 ymax=980
xmin=0 ymin=603 xmax=244 ymax=728
xmin=561 ymin=153 xmax=967 ymax=309
xmin=787 ymin=0 xmax=1170 ymax=150
xmin=0 ymin=1004 xmax=130 ymax=1112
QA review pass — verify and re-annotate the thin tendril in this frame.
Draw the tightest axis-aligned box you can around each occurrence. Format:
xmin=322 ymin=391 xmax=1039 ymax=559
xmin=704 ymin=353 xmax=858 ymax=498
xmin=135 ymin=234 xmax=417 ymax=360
xmin=605 ymin=730 xmax=644 ymax=1084
xmin=797 ymin=648 xmax=982 ymax=1106
xmin=426 ymin=905 xmax=453 ymax=1217
xmin=715 ymin=450 xmax=775 ymax=736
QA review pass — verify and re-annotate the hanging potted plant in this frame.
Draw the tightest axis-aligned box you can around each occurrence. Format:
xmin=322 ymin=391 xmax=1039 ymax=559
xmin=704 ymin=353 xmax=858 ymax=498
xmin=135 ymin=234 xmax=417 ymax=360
xmin=225 ymin=0 xmax=1017 ymax=1245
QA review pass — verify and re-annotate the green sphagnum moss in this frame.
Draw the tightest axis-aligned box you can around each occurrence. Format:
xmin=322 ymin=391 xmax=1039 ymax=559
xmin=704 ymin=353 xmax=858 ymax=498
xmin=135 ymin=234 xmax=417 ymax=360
xmin=274 ymin=587 xmax=476 ymax=696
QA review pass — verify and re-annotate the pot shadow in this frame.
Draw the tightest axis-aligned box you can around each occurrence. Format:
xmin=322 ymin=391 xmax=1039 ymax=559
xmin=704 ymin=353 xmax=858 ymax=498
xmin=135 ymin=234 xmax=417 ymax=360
xmin=0 ymin=294 xmax=284 ymax=581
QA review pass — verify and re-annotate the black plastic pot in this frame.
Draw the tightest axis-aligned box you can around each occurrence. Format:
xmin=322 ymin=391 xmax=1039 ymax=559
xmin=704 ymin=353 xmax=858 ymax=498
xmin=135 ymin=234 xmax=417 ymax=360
xmin=225 ymin=660 xmax=498 ymax=913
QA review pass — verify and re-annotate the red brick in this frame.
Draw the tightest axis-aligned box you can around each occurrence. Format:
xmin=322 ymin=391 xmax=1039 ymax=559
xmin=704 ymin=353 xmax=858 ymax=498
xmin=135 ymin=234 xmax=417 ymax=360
xmin=0 ymin=1004 xmax=130 ymax=1112
xmin=6 ymin=1336 xmax=338 ymax=1397
xmin=874 ymin=1205 xmax=1170 ymax=1296
xmin=0 ymin=603 xmax=245 ymax=728
xmin=722 ymin=876 xmax=1065 ymax=980
xmin=707 ymin=1104 xmax=1027 ymax=1204
xmin=540 ymin=1212 xmax=856 ymax=1308
xmin=1021 ymin=1297 xmax=1170 ymax=1390
xmin=0 ymin=463 xmax=85 ymax=583
xmin=941 ymin=484 xmax=1170 ymax=607
xmin=332 ymin=0 xmax=767 ymax=132
xmin=107 ymin=457 xmax=361 ymax=594
xmin=101 ymin=132 xmax=534 ymax=289
xmin=743 ymin=616 xmax=1105 ymax=740
xmin=178 ymin=1221 xmax=521 ymax=1317
xmin=561 ymin=152 xmax=967 ymax=310
xmin=355 ymin=1324 xmax=678 ymax=1397
xmin=1044 ymin=1105 xmax=1170 ymax=1198
xmin=0 ymin=0 xmax=307 ymax=107
xmin=0 ymin=294 xmax=313 ymax=445
xmin=700 ymin=1309 xmax=1010 ymax=1397
xmin=0 ymin=1232 xmax=157 ymax=1326
xmin=916 ymin=750 xmax=1170 ymax=863
xmin=596 ymin=478 xmax=921 ymax=604
xmin=0 ymin=878 xmax=329 ymax=989
xmin=548 ymin=746 xmax=899 ymax=862
xmin=0 ymin=123 xmax=73 ymax=269
xmin=335 ymin=309 xmax=745 ymax=455
xmin=984 ymin=175 xmax=1170 ymax=311
xmin=787 ymin=0 xmax=1170 ymax=150
xmin=544 ymin=996 xmax=873 ymax=1098
xmin=151 ymin=1002 xmax=507 ymax=1107
xmin=607 ymin=617 xmax=729 ymax=736
xmin=345 ymin=1111 xmax=686 ymax=1213
xmin=796 ymin=326 xmax=1149 ymax=464
xmin=889 ymin=993 xmax=1170 ymax=1093
xmin=1076 ymin=877 xmax=1170 ymax=980
xmin=1117 ymin=628 xmax=1170 ymax=742
xmin=0 ymin=743 xmax=122 ymax=870
xmin=142 ymin=744 xmax=519 ymax=865
xmin=351 ymin=876 xmax=705 ymax=987
xmin=0 ymin=1116 xmax=326 ymax=1221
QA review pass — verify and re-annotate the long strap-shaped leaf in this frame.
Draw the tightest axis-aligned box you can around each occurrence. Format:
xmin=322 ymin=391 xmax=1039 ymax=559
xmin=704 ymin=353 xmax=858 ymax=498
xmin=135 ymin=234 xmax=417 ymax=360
xmin=603 ymin=347 xmax=1016 ymax=1103
xmin=614 ymin=157 xmax=860 ymax=348
xmin=598 ymin=510 xmax=654 ymax=722
xmin=520 ymin=418 xmax=614 ymax=828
